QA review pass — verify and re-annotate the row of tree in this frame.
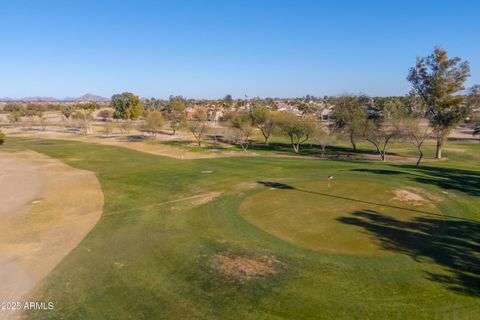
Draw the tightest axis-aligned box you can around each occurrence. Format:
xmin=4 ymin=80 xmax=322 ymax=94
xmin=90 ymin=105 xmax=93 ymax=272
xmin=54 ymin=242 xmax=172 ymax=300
xmin=334 ymin=48 xmax=479 ymax=161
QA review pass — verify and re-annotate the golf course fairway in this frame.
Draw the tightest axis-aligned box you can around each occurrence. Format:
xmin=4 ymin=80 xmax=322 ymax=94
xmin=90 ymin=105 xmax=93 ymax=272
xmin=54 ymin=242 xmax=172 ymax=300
xmin=3 ymin=138 xmax=480 ymax=320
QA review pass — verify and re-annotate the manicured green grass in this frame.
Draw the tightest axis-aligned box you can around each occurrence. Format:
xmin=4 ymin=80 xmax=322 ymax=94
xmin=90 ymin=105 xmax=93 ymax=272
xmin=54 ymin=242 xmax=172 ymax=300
xmin=4 ymin=137 xmax=480 ymax=319
xmin=241 ymin=180 xmax=443 ymax=255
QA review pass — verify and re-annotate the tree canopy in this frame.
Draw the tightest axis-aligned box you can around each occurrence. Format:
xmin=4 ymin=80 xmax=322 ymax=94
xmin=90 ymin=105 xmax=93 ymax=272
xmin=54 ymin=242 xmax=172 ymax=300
xmin=407 ymin=47 xmax=470 ymax=159
xmin=276 ymin=113 xmax=317 ymax=153
xmin=111 ymin=92 xmax=144 ymax=120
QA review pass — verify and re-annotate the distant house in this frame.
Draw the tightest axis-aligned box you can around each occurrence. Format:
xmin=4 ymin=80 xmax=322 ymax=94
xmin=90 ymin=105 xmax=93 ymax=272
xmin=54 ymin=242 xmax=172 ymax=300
xmin=320 ymin=107 xmax=334 ymax=121
xmin=275 ymin=101 xmax=301 ymax=115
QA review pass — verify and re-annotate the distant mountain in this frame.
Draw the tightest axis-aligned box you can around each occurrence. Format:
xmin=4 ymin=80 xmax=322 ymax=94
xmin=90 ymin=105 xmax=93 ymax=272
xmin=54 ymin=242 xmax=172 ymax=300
xmin=22 ymin=96 xmax=59 ymax=102
xmin=65 ymin=93 xmax=110 ymax=102
xmin=0 ymin=93 xmax=109 ymax=102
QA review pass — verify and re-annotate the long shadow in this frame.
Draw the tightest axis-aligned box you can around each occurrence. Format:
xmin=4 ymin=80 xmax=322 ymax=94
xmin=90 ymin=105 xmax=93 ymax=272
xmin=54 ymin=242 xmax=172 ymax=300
xmin=337 ymin=209 xmax=480 ymax=296
xmin=250 ymin=142 xmax=399 ymax=157
xmin=257 ymin=181 xmax=294 ymax=189
xmin=350 ymin=168 xmax=404 ymax=175
xmin=353 ymin=165 xmax=480 ymax=197
xmin=256 ymin=181 xmax=476 ymax=222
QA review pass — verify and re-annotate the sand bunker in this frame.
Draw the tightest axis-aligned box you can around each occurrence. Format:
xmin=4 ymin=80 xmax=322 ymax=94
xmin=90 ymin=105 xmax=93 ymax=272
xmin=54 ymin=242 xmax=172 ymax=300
xmin=0 ymin=151 xmax=103 ymax=319
xmin=0 ymin=157 xmax=43 ymax=218
xmin=212 ymin=254 xmax=281 ymax=281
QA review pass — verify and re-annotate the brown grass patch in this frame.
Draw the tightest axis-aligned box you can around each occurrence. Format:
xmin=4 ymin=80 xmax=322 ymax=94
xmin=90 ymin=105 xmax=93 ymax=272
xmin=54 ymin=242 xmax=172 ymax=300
xmin=392 ymin=189 xmax=425 ymax=205
xmin=212 ymin=254 xmax=281 ymax=281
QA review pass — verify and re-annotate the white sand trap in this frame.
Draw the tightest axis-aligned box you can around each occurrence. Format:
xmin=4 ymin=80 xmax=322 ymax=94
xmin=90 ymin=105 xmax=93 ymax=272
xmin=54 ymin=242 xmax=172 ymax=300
xmin=0 ymin=151 xmax=103 ymax=319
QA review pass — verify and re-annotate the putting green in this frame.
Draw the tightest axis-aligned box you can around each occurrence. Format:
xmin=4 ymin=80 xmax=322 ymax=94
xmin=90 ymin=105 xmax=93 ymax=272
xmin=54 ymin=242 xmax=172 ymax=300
xmin=240 ymin=180 xmax=442 ymax=255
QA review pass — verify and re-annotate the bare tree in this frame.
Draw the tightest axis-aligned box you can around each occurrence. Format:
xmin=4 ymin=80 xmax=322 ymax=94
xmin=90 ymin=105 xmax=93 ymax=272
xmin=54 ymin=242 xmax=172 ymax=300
xmin=363 ymin=117 xmax=398 ymax=162
xmin=187 ymin=108 xmax=209 ymax=146
xmin=313 ymin=125 xmax=336 ymax=159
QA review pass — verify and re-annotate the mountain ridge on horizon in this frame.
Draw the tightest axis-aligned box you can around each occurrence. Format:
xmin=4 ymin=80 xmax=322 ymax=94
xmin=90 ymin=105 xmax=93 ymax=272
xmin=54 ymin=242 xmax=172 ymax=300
xmin=0 ymin=93 xmax=109 ymax=102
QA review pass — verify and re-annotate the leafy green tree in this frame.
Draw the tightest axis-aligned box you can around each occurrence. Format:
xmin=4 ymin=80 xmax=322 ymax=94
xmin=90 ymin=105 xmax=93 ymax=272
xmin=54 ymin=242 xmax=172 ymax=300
xmin=276 ymin=113 xmax=316 ymax=153
xmin=0 ymin=130 xmax=5 ymax=145
xmin=165 ymin=96 xmax=187 ymax=135
xmin=468 ymin=85 xmax=480 ymax=126
xmin=187 ymin=108 xmax=209 ymax=146
xmin=250 ymin=104 xmax=275 ymax=146
xmin=226 ymin=111 xmax=253 ymax=151
xmin=111 ymin=92 xmax=143 ymax=120
xmin=144 ymin=98 xmax=166 ymax=111
xmin=408 ymin=47 xmax=470 ymax=159
xmin=332 ymin=95 xmax=368 ymax=151
xmin=143 ymin=110 xmax=165 ymax=139
xmin=468 ymin=85 xmax=480 ymax=108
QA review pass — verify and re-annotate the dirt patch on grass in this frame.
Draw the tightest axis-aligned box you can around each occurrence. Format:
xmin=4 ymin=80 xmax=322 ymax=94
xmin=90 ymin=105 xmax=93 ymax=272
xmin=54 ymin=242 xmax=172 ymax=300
xmin=163 ymin=192 xmax=222 ymax=207
xmin=392 ymin=189 xmax=425 ymax=205
xmin=0 ymin=151 xmax=103 ymax=319
xmin=212 ymin=254 xmax=281 ymax=281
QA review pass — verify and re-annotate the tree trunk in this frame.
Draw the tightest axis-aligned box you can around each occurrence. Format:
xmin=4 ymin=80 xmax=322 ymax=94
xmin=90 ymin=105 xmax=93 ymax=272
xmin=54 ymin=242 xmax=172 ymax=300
xmin=380 ymin=137 xmax=391 ymax=162
xmin=380 ymin=151 xmax=385 ymax=162
xmin=435 ymin=135 xmax=443 ymax=159
xmin=261 ymin=130 xmax=269 ymax=146
xmin=416 ymin=147 xmax=423 ymax=167
xmin=350 ymin=133 xmax=357 ymax=152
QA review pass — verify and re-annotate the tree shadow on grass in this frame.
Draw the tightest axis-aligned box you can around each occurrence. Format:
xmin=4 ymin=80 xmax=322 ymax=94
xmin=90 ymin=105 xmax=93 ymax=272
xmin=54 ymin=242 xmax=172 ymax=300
xmin=350 ymin=168 xmax=404 ymax=175
xmin=256 ymin=181 xmax=443 ymax=217
xmin=257 ymin=181 xmax=295 ymax=189
xmin=337 ymin=209 xmax=480 ymax=296
xmin=351 ymin=165 xmax=480 ymax=197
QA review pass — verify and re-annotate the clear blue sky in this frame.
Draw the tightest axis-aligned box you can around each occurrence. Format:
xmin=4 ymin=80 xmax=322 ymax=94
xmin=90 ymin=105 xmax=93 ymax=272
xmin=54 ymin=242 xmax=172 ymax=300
xmin=1 ymin=0 xmax=479 ymax=99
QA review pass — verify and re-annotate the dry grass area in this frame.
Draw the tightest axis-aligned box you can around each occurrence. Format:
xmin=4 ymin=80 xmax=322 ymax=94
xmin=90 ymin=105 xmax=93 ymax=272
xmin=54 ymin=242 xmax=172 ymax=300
xmin=212 ymin=254 xmax=281 ymax=281
xmin=2 ymin=127 xmax=256 ymax=160
xmin=166 ymin=192 xmax=222 ymax=212
xmin=392 ymin=189 xmax=426 ymax=205
xmin=0 ymin=151 xmax=103 ymax=320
